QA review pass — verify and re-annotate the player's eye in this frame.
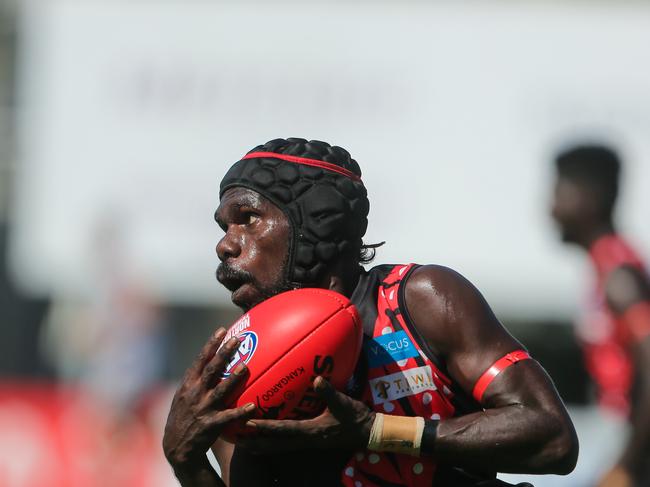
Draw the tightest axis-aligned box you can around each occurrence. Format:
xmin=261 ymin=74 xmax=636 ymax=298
xmin=244 ymin=213 xmax=260 ymax=225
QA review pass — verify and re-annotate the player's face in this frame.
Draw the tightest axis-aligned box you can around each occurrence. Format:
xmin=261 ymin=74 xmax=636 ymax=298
xmin=215 ymin=187 xmax=292 ymax=310
xmin=551 ymin=176 xmax=588 ymax=243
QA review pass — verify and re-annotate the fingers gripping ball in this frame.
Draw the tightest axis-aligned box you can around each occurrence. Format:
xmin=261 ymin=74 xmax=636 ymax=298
xmin=219 ymin=288 xmax=363 ymax=438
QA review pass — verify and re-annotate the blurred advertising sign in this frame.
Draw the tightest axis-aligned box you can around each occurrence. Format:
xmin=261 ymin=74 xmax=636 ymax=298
xmin=0 ymin=384 xmax=176 ymax=487
xmin=11 ymin=1 xmax=650 ymax=317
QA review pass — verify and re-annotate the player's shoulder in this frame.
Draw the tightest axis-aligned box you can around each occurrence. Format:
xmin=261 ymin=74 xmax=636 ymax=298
xmin=406 ymin=264 xmax=478 ymax=296
xmin=363 ymin=262 xmax=483 ymax=307
xmin=401 ymin=264 xmax=499 ymax=354
xmin=403 ymin=264 xmax=488 ymax=324
xmin=363 ymin=263 xmax=473 ymax=292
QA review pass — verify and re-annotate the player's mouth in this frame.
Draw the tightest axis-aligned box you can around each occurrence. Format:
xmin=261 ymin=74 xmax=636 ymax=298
xmin=216 ymin=263 xmax=252 ymax=292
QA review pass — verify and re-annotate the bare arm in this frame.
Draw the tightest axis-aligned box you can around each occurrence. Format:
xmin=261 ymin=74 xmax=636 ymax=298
xmin=404 ymin=265 xmax=578 ymax=474
xmin=605 ymin=265 xmax=650 ymax=482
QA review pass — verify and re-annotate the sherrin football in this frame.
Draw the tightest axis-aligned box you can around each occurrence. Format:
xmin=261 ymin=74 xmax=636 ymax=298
xmin=220 ymin=288 xmax=363 ymax=426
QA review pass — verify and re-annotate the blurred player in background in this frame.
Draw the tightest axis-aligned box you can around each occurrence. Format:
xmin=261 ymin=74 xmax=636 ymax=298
xmin=551 ymin=144 xmax=650 ymax=486
xmin=163 ymin=138 xmax=578 ymax=486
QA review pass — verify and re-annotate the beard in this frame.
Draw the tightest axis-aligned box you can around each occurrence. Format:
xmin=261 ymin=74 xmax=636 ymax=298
xmin=216 ymin=259 xmax=294 ymax=311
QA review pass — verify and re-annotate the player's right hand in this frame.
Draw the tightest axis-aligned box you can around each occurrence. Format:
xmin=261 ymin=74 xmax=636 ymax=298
xmin=162 ymin=328 xmax=255 ymax=471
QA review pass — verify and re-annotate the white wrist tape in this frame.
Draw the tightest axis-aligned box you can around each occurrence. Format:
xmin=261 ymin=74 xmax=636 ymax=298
xmin=367 ymin=413 xmax=425 ymax=456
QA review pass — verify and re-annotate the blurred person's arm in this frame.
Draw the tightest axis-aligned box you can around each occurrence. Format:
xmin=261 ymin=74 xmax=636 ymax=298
xmin=601 ymin=265 xmax=650 ymax=486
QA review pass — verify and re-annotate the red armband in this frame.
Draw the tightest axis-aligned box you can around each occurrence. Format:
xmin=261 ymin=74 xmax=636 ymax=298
xmin=622 ymin=301 xmax=650 ymax=343
xmin=472 ymin=350 xmax=532 ymax=403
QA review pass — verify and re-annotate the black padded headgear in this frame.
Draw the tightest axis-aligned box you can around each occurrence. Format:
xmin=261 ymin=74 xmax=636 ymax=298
xmin=220 ymin=138 xmax=369 ymax=287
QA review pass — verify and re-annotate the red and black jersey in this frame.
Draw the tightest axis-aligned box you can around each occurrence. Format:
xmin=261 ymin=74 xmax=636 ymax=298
xmin=578 ymin=234 xmax=647 ymax=415
xmin=344 ymin=264 xmax=494 ymax=486
xmin=229 ymin=264 xmax=498 ymax=486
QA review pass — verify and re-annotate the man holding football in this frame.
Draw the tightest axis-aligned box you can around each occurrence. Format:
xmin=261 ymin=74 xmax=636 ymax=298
xmin=163 ymin=138 xmax=578 ymax=486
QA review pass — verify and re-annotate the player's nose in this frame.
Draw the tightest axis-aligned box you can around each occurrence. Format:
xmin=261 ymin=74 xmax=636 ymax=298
xmin=217 ymin=230 xmax=241 ymax=262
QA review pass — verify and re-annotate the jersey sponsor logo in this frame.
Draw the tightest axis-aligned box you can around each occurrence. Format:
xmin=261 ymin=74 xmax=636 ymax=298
xmin=369 ymin=365 xmax=437 ymax=404
xmin=364 ymin=330 xmax=419 ymax=367
xmin=222 ymin=331 xmax=258 ymax=377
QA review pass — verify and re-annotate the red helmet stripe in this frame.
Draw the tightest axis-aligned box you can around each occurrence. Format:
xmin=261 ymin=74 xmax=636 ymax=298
xmin=242 ymin=151 xmax=361 ymax=181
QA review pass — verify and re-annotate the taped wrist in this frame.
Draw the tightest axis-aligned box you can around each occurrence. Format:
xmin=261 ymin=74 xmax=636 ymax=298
xmin=367 ymin=413 xmax=425 ymax=456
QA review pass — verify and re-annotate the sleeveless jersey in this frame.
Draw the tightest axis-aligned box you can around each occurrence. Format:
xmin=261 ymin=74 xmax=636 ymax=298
xmin=578 ymin=234 xmax=647 ymax=415
xmin=343 ymin=264 xmax=492 ymax=487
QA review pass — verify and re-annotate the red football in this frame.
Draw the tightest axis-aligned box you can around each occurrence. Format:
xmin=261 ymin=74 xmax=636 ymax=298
xmin=220 ymin=288 xmax=363 ymax=426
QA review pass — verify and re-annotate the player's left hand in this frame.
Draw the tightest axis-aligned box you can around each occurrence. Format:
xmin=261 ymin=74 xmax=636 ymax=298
xmin=237 ymin=376 xmax=375 ymax=452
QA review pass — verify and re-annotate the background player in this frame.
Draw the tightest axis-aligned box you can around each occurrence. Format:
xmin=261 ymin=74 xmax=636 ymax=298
xmin=551 ymin=144 xmax=650 ymax=486
xmin=163 ymin=138 xmax=579 ymax=486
